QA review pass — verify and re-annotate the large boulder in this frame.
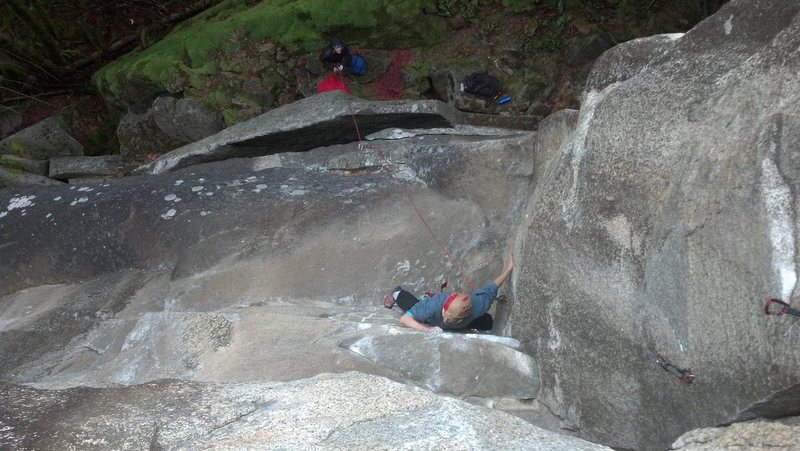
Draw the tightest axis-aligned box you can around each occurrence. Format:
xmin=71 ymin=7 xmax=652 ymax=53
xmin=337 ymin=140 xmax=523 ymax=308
xmin=116 ymin=108 xmax=184 ymax=160
xmin=0 ymin=117 xmax=83 ymax=160
xmin=151 ymin=96 xmax=224 ymax=144
xmin=117 ymin=96 xmax=223 ymax=161
xmin=504 ymin=1 xmax=800 ymax=449
xmin=0 ymin=372 xmax=610 ymax=450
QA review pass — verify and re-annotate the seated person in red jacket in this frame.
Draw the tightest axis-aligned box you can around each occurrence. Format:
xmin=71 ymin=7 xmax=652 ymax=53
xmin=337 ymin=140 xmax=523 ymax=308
xmin=390 ymin=254 xmax=513 ymax=333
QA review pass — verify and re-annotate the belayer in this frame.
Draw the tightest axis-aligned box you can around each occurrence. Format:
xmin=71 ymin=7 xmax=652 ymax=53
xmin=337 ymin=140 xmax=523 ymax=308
xmin=319 ymin=37 xmax=352 ymax=73
xmin=319 ymin=37 xmax=367 ymax=76
xmin=386 ymin=254 xmax=514 ymax=333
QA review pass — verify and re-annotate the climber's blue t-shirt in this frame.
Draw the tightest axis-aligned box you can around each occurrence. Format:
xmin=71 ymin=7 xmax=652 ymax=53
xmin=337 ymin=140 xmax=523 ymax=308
xmin=404 ymin=282 xmax=498 ymax=330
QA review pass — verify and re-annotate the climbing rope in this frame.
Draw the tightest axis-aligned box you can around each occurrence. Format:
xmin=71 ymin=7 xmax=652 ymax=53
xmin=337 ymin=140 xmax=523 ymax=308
xmin=656 ymin=354 xmax=695 ymax=385
xmin=764 ymin=298 xmax=800 ymax=317
xmin=338 ymin=80 xmax=478 ymax=292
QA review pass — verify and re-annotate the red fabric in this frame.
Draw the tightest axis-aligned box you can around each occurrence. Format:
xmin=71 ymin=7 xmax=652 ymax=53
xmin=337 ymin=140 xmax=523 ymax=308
xmin=317 ymin=73 xmax=351 ymax=94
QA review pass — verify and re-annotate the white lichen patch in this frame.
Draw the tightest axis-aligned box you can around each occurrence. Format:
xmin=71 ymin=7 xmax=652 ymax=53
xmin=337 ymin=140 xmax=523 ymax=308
xmin=191 ymin=186 xmax=204 ymax=192
xmin=175 ymin=180 xmax=184 ymax=186
xmin=161 ymin=208 xmax=177 ymax=220
xmin=394 ymin=260 xmax=411 ymax=278
xmin=46 ymin=213 xmax=52 ymax=218
xmin=7 ymin=195 xmax=36 ymax=210
xmin=280 ymin=184 xmax=309 ymax=196
xmin=253 ymin=184 xmax=269 ymax=193
xmin=200 ymin=211 xmax=209 ymax=216
xmin=69 ymin=197 xmax=88 ymax=206
xmin=724 ymin=14 xmax=734 ymax=35
xmin=164 ymin=194 xmax=177 ymax=201
xmin=245 ymin=176 xmax=257 ymax=182
xmin=0 ymin=211 xmax=6 ymax=219
xmin=77 ymin=187 xmax=93 ymax=192
xmin=53 ymin=196 xmax=61 ymax=201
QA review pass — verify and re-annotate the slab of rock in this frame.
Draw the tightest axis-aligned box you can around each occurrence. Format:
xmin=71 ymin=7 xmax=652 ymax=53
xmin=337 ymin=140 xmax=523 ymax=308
xmin=139 ymin=91 xmax=463 ymax=174
xmin=0 ymin=117 xmax=83 ymax=160
xmin=671 ymin=421 xmax=800 ymax=450
xmin=341 ymin=326 xmax=539 ymax=399
xmin=48 ymin=155 xmax=135 ymax=180
xmin=0 ymin=168 xmax=63 ymax=188
xmin=504 ymin=1 xmax=800 ymax=449
xmin=0 ymin=155 xmax=48 ymax=175
xmin=0 ymin=372 xmax=611 ymax=450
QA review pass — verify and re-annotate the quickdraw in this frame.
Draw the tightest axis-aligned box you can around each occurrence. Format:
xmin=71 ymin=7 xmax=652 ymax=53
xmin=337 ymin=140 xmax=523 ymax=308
xmin=764 ymin=298 xmax=800 ymax=317
xmin=656 ymin=354 xmax=695 ymax=385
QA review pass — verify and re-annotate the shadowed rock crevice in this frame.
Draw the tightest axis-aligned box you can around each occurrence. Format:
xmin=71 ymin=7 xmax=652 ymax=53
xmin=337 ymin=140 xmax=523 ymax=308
xmin=735 ymin=384 xmax=800 ymax=422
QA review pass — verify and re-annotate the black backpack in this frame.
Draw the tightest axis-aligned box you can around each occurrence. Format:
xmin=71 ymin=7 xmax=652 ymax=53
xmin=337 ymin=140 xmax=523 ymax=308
xmin=464 ymin=72 xmax=501 ymax=99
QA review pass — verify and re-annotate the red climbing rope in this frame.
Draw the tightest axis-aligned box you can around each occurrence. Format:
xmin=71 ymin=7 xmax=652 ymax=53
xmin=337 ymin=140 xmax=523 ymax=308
xmin=341 ymin=79 xmax=477 ymax=292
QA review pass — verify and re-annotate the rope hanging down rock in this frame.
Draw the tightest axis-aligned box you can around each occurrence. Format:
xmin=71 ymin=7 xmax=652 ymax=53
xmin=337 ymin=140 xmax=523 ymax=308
xmin=340 ymin=85 xmax=477 ymax=292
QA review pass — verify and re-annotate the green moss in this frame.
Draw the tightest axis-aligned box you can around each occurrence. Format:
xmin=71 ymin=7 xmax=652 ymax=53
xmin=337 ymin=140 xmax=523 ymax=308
xmin=2 ymin=160 xmax=23 ymax=172
xmin=92 ymin=0 xmax=447 ymax=107
xmin=4 ymin=166 xmax=25 ymax=175
xmin=204 ymin=88 xmax=234 ymax=111
xmin=10 ymin=141 xmax=27 ymax=158
xmin=221 ymin=108 xmax=241 ymax=126
xmin=185 ymin=61 xmax=218 ymax=90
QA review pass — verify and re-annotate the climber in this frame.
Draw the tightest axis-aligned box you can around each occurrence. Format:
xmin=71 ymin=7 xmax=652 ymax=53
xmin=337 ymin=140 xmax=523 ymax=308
xmin=319 ymin=37 xmax=352 ymax=74
xmin=388 ymin=254 xmax=513 ymax=333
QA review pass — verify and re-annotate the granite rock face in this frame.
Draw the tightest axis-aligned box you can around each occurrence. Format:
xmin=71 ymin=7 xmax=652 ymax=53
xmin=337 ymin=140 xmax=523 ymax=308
xmin=504 ymin=1 xmax=800 ymax=449
xmin=0 ymin=372 xmax=610 ymax=450
xmin=0 ymin=103 xmax=547 ymax=447
xmin=671 ymin=420 xmax=800 ymax=451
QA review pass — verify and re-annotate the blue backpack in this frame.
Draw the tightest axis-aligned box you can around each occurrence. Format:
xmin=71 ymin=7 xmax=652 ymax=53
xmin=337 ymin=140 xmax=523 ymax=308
xmin=349 ymin=54 xmax=367 ymax=76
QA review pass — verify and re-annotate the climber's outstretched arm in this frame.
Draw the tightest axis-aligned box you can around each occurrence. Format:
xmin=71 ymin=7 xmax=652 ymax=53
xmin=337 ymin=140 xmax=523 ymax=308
xmin=400 ymin=313 xmax=442 ymax=333
xmin=493 ymin=253 xmax=514 ymax=288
